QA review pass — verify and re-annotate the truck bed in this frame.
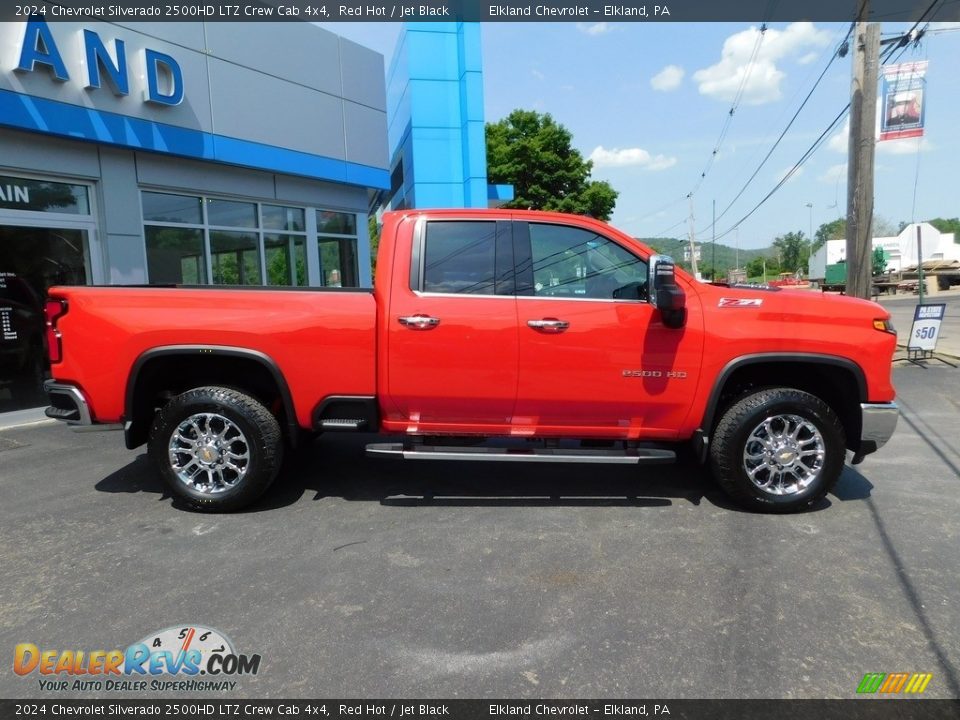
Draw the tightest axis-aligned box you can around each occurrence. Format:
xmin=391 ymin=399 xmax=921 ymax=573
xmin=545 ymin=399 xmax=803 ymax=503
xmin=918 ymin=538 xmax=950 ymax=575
xmin=47 ymin=285 xmax=378 ymax=428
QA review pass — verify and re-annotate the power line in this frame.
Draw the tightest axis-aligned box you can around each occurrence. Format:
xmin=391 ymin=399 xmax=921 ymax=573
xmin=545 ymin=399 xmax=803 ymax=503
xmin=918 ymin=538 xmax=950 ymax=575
xmin=631 ymin=195 xmax=688 ymax=225
xmin=879 ymin=0 xmax=943 ymax=64
xmin=682 ymin=0 xmax=783 ymax=204
xmin=704 ymin=29 xmax=852 ymax=236
xmin=686 ymin=21 xmax=769 ymax=199
xmin=642 ymin=3 xmax=939 ymax=245
xmin=705 ymin=5 xmax=945 ymax=245
xmin=648 ymin=217 xmax=687 ymax=238
xmin=713 ymin=103 xmax=851 ymax=243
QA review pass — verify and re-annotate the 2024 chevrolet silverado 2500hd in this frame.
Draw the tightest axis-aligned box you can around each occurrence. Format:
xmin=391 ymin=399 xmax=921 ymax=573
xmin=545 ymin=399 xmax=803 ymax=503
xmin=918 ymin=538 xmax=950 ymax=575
xmin=43 ymin=209 xmax=899 ymax=513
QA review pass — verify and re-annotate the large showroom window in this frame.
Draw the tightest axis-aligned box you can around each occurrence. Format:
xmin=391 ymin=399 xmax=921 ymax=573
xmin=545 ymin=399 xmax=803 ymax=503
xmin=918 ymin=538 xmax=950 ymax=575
xmin=317 ymin=210 xmax=359 ymax=287
xmin=143 ymin=192 xmax=352 ymax=287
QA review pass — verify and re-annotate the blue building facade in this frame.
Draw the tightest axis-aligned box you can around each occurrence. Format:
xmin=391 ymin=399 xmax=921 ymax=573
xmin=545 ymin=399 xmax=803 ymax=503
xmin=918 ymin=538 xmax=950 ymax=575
xmin=386 ymin=23 xmax=510 ymax=210
xmin=0 ymin=19 xmax=389 ymax=413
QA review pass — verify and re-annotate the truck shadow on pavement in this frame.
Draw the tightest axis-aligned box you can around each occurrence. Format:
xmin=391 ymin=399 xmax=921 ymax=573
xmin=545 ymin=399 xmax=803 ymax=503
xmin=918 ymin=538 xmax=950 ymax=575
xmin=94 ymin=433 xmax=876 ymax=514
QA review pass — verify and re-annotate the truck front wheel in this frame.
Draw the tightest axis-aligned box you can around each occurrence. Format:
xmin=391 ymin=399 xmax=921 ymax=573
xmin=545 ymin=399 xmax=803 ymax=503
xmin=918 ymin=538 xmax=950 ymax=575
xmin=148 ymin=386 xmax=283 ymax=512
xmin=710 ymin=388 xmax=846 ymax=513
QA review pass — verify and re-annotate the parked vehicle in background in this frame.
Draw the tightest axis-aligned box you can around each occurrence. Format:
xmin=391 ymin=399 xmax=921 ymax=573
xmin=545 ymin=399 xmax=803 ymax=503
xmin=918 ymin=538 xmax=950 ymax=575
xmin=44 ymin=209 xmax=899 ymax=513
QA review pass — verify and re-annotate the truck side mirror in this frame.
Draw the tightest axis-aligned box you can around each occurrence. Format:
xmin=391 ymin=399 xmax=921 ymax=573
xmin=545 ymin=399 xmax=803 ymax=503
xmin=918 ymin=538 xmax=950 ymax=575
xmin=648 ymin=254 xmax=687 ymax=329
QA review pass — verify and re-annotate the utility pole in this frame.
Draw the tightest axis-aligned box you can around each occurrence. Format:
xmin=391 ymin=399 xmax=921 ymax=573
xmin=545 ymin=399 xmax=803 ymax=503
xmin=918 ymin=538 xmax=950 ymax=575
xmin=846 ymin=7 xmax=881 ymax=299
xmin=687 ymin=194 xmax=699 ymax=278
xmin=712 ymin=199 xmax=717 ymax=281
xmin=735 ymin=227 xmax=739 ymax=272
xmin=917 ymin=224 xmax=925 ymax=304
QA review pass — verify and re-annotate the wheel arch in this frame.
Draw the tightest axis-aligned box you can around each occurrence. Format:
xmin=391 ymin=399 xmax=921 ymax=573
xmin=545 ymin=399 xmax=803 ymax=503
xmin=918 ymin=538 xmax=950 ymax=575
xmin=124 ymin=345 xmax=299 ymax=450
xmin=698 ymin=353 xmax=866 ymax=454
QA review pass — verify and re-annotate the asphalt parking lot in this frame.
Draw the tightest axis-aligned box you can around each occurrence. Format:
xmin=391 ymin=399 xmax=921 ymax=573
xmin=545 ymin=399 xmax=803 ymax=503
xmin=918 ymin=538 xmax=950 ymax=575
xmin=1 ymin=363 xmax=958 ymax=700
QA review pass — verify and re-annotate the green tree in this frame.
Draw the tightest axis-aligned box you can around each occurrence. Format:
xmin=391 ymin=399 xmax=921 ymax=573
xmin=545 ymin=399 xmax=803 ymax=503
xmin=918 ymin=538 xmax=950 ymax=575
xmin=772 ymin=231 xmax=811 ymax=274
xmin=813 ymin=219 xmax=845 ymax=253
xmin=814 ymin=215 xmax=904 ymax=254
xmin=486 ymin=110 xmax=618 ymax=220
xmin=873 ymin=215 xmax=899 ymax=237
xmin=744 ymin=255 xmax=777 ymax=280
xmin=745 ymin=257 xmax=763 ymax=279
xmin=368 ymin=214 xmax=380 ymax=277
xmin=928 ymin=217 xmax=960 ymax=242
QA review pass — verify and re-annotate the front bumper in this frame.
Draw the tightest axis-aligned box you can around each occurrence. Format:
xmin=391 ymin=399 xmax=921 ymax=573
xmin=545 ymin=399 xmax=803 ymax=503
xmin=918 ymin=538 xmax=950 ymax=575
xmin=853 ymin=401 xmax=899 ymax=463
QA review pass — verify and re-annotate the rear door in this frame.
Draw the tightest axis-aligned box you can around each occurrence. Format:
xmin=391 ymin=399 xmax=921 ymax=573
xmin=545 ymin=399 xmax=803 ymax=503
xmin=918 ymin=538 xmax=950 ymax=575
xmin=511 ymin=220 xmax=701 ymax=439
xmin=384 ymin=218 xmax=518 ymax=432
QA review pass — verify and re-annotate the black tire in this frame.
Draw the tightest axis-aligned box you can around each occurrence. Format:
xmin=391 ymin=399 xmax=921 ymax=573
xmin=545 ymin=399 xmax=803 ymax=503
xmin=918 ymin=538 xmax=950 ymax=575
xmin=148 ymin=386 xmax=283 ymax=512
xmin=709 ymin=388 xmax=846 ymax=513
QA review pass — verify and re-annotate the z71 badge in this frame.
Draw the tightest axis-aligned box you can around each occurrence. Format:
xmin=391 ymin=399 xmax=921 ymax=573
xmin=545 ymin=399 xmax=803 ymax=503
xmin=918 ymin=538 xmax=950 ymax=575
xmin=719 ymin=297 xmax=763 ymax=307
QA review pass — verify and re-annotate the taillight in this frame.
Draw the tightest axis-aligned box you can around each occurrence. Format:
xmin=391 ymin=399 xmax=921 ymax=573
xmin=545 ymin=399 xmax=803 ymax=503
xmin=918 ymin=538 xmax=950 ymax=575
xmin=45 ymin=299 xmax=67 ymax=363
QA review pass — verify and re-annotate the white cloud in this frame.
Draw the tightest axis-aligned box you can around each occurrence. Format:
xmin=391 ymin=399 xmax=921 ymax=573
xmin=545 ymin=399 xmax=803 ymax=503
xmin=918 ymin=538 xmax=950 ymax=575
xmin=878 ymin=137 xmax=933 ymax=154
xmin=828 ymin=118 xmax=850 ymax=153
xmin=798 ymin=52 xmax=819 ymax=65
xmin=776 ymin=166 xmax=804 ymax=184
xmin=589 ymin=146 xmax=677 ymax=171
xmin=650 ymin=65 xmax=685 ymax=91
xmin=820 ymin=163 xmax=847 ymax=183
xmin=693 ymin=22 xmax=832 ymax=105
xmin=531 ymin=68 xmax=544 ymax=81
xmin=929 ymin=22 xmax=960 ymax=31
xmin=828 ymin=117 xmax=933 ymax=154
xmin=577 ymin=22 xmax=611 ymax=36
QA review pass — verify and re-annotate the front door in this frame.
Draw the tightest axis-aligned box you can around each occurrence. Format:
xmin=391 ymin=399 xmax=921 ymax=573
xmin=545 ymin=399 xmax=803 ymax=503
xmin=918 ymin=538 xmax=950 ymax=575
xmin=512 ymin=220 xmax=701 ymax=439
xmin=384 ymin=219 xmax=518 ymax=433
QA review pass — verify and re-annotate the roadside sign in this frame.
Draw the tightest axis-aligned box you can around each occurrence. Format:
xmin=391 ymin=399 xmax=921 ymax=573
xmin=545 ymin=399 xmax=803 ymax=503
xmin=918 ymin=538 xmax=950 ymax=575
xmin=880 ymin=61 xmax=927 ymax=142
xmin=908 ymin=303 xmax=945 ymax=352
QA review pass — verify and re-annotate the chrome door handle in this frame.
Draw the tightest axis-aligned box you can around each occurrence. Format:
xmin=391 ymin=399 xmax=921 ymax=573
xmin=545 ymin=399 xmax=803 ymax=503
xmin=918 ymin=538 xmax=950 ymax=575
xmin=527 ymin=318 xmax=569 ymax=332
xmin=398 ymin=315 xmax=440 ymax=330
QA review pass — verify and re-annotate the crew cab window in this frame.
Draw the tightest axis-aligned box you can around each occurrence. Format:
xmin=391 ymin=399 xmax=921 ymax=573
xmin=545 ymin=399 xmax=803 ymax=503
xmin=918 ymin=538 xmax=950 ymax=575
xmin=422 ymin=221 xmax=497 ymax=295
xmin=529 ymin=223 xmax=648 ymax=300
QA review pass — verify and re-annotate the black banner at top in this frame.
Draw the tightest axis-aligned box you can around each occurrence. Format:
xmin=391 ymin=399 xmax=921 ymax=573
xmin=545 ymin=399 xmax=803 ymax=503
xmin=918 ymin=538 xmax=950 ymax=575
xmin=3 ymin=0 xmax=959 ymax=22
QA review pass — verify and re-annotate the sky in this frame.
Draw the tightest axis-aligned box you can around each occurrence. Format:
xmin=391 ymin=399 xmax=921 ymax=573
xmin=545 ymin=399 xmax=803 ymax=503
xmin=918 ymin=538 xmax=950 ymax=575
xmin=322 ymin=21 xmax=960 ymax=250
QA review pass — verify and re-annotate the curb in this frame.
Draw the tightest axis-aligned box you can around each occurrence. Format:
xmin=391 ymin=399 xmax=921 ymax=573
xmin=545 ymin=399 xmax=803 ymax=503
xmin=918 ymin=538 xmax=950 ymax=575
xmin=0 ymin=408 xmax=55 ymax=431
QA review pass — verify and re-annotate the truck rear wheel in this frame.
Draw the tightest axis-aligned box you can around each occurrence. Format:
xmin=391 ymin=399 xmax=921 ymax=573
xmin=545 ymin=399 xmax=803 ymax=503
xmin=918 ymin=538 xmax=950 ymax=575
xmin=148 ymin=386 xmax=283 ymax=512
xmin=710 ymin=388 xmax=845 ymax=513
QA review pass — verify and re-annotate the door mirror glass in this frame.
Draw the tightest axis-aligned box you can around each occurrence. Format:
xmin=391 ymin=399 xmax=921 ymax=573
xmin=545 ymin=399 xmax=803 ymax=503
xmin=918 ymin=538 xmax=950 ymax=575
xmin=648 ymin=254 xmax=686 ymax=328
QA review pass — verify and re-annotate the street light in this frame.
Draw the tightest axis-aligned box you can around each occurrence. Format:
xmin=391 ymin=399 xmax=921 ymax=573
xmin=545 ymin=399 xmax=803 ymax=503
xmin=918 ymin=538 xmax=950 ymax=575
xmin=805 ymin=202 xmax=813 ymax=241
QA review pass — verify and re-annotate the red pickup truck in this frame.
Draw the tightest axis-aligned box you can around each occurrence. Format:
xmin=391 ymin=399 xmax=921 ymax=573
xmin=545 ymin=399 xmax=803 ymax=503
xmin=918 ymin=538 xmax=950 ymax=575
xmin=44 ymin=209 xmax=899 ymax=513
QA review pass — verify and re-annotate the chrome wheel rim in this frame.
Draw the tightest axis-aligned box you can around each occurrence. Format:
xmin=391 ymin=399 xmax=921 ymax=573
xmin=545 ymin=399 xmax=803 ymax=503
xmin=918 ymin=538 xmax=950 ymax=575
xmin=168 ymin=413 xmax=250 ymax=494
xmin=742 ymin=414 xmax=825 ymax=496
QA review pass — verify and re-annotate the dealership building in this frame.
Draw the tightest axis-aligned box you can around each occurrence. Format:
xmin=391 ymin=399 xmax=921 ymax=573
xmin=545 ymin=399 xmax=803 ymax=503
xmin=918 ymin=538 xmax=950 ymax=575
xmin=0 ymin=19 xmax=394 ymax=412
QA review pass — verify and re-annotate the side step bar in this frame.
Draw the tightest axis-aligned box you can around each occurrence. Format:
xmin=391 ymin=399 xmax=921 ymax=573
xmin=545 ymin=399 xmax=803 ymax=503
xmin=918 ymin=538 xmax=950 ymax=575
xmin=366 ymin=443 xmax=675 ymax=465
xmin=320 ymin=418 xmax=367 ymax=430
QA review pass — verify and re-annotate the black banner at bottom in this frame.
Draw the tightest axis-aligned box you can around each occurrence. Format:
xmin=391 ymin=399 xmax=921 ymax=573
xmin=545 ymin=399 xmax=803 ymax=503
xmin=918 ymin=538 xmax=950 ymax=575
xmin=2 ymin=699 xmax=960 ymax=720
